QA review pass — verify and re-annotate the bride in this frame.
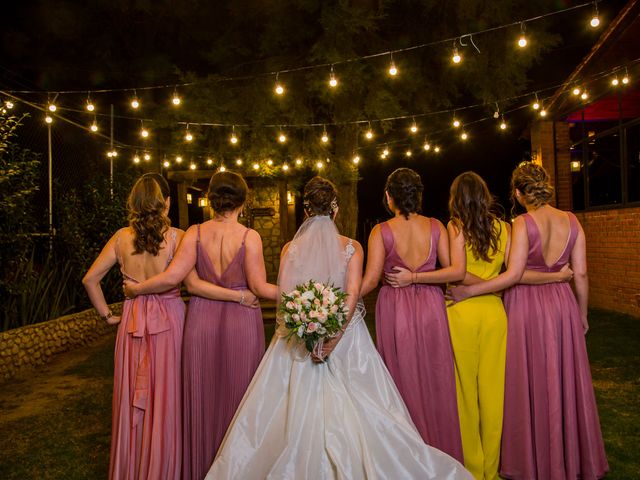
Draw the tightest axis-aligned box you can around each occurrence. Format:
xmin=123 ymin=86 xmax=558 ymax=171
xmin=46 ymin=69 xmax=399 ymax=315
xmin=206 ymin=177 xmax=471 ymax=479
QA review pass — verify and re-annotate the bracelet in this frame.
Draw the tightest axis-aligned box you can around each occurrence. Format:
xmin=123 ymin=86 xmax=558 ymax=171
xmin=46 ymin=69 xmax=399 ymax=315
xmin=100 ymin=309 xmax=113 ymax=322
xmin=239 ymin=291 xmax=246 ymax=306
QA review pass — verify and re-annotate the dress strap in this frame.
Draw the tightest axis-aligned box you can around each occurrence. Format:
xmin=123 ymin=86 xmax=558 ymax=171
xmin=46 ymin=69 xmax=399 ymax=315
xmin=379 ymin=222 xmax=394 ymax=254
xmin=429 ymin=217 xmax=441 ymax=253
xmin=345 ymin=238 xmax=356 ymax=263
xmin=196 ymin=224 xmax=201 ymax=243
xmin=241 ymin=227 xmax=250 ymax=245
xmin=165 ymin=228 xmax=177 ymax=268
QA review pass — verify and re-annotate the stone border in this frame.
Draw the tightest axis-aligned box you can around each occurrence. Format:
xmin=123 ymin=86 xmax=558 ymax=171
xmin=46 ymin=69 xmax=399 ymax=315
xmin=0 ymin=303 xmax=122 ymax=381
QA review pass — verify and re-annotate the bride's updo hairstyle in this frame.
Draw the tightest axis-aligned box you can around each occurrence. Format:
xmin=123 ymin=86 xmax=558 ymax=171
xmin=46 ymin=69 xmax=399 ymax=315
xmin=303 ymin=176 xmax=338 ymax=217
xmin=384 ymin=168 xmax=423 ymax=219
xmin=207 ymin=171 xmax=248 ymax=214
xmin=128 ymin=174 xmax=171 ymax=256
xmin=511 ymin=161 xmax=554 ymax=212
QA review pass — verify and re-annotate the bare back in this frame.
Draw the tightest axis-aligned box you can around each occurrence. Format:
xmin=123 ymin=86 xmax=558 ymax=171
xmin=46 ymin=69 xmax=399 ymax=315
xmin=197 ymin=220 xmax=248 ymax=278
xmin=526 ymin=205 xmax=572 ymax=267
xmin=385 ymin=215 xmax=433 ymax=270
xmin=118 ymin=227 xmax=180 ymax=282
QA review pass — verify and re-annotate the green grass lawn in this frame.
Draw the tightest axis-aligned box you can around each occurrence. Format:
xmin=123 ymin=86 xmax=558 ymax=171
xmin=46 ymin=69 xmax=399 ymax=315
xmin=0 ymin=308 xmax=637 ymax=479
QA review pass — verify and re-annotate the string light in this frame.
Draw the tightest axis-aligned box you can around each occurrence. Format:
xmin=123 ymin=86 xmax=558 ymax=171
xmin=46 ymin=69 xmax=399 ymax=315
xmin=267 ymin=159 xmax=274 ymax=166
xmin=282 ymin=163 xmax=290 ymax=171
xmin=278 ymin=132 xmax=287 ymax=143
xmin=219 ymin=165 xmax=226 ymax=172
xmin=622 ymin=68 xmax=630 ymax=84
xmin=144 ymin=153 xmax=151 ymax=161
xmin=163 ymin=160 xmax=170 ymax=168
xmin=48 ymin=103 xmax=57 ymax=112
xmin=580 ymin=91 xmax=589 ymax=100
xmin=236 ymin=158 xmax=243 ymax=166
xmin=316 ymin=160 xmax=324 ymax=169
xmin=434 ymin=146 xmax=441 ymax=153
xmin=90 ymin=120 xmax=98 ymax=132
xmin=85 ymin=95 xmax=95 ymax=112
xmin=230 ymin=126 xmax=238 ymax=145
xmin=185 ymin=126 xmax=193 ymax=142
xmin=611 ymin=76 xmax=619 ymax=86
xmin=274 ymin=73 xmax=285 ymax=95
xmin=460 ymin=132 xmax=468 ymax=141
xmin=539 ymin=108 xmax=547 ymax=117
xmin=5 ymin=101 xmax=13 ymax=109
xmin=518 ymin=23 xmax=527 ymax=48
xmin=45 ymin=115 xmax=53 ymax=124
xmin=295 ymin=158 xmax=303 ymax=166
xmin=383 ymin=147 xmax=390 ymax=157
xmin=352 ymin=155 xmax=360 ymax=164
xmin=321 ymin=127 xmax=329 ymax=144
xmin=405 ymin=150 xmax=412 ymax=157
xmin=500 ymin=115 xmax=507 ymax=130
xmin=175 ymin=156 xmax=183 ymax=163
xmin=410 ymin=119 xmax=418 ymax=134
xmin=172 ymin=87 xmax=181 ymax=106
xmin=453 ymin=114 xmax=461 ymax=128
xmin=388 ymin=53 xmax=398 ymax=76
xmin=133 ymin=154 xmax=141 ymax=164
xmin=190 ymin=163 xmax=197 ymax=170
xmin=329 ymin=65 xmax=338 ymax=88
xmin=365 ymin=123 xmax=374 ymax=140
xmin=206 ymin=158 xmax=213 ymax=165
xmin=253 ymin=162 xmax=260 ymax=170
xmin=590 ymin=1 xmax=600 ymax=28
xmin=572 ymin=87 xmax=581 ymax=95
xmin=140 ymin=125 xmax=149 ymax=138
xmin=532 ymin=92 xmax=540 ymax=110
xmin=423 ymin=141 xmax=431 ymax=151
xmin=452 ymin=40 xmax=462 ymax=64
xmin=130 ymin=91 xmax=140 ymax=109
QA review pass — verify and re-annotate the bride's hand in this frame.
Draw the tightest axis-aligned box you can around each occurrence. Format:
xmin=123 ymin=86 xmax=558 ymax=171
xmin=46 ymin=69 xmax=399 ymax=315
xmin=311 ymin=334 xmax=342 ymax=363
xmin=385 ymin=267 xmax=412 ymax=288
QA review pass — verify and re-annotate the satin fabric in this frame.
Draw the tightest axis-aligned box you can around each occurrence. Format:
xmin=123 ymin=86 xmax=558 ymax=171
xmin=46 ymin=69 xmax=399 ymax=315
xmin=206 ymin=305 xmax=472 ymax=479
xmin=110 ymin=228 xmax=185 ymax=480
xmin=500 ymin=213 xmax=608 ymax=480
xmin=182 ymin=226 xmax=265 ymax=480
xmin=376 ymin=219 xmax=464 ymax=463
xmin=446 ymin=220 xmax=508 ymax=480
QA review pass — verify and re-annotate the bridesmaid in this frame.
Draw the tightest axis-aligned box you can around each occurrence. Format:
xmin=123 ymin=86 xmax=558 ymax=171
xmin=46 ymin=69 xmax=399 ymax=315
xmin=83 ymin=173 xmax=187 ymax=479
xmin=361 ymin=167 xmax=464 ymax=463
xmin=125 ymin=171 xmax=277 ymax=480
xmin=449 ymin=162 xmax=608 ymax=480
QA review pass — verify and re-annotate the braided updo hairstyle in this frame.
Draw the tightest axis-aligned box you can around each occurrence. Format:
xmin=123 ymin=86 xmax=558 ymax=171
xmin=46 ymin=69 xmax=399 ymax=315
xmin=128 ymin=174 xmax=171 ymax=256
xmin=207 ymin=171 xmax=248 ymax=213
xmin=384 ymin=168 xmax=423 ymax=219
xmin=303 ymin=176 xmax=338 ymax=217
xmin=511 ymin=161 xmax=554 ymax=212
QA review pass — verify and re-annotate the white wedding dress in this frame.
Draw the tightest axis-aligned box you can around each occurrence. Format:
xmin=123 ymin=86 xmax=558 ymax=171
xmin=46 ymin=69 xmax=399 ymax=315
xmin=206 ymin=216 xmax=471 ymax=480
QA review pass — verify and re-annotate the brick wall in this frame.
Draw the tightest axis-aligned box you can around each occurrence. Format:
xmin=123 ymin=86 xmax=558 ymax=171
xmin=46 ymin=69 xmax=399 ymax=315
xmin=575 ymin=208 xmax=640 ymax=316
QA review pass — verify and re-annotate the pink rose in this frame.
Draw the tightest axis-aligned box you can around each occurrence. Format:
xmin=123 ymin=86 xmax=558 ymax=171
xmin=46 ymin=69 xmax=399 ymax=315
xmin=286 ymin=301 xmax=295 ymax=310
xmin=306 ymin=322 xmax=319 ymax=333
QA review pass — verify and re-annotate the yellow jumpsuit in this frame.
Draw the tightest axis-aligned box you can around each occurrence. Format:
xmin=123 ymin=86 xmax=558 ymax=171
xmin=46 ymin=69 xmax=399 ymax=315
xmin=447 ymin=221 xmax=508 ymax=480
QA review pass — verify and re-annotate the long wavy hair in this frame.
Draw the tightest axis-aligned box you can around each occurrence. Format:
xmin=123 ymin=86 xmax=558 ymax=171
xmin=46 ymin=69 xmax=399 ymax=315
xmin=127 ymin=174 xmax=171 ymax=256
xmin=449 ymin=171 xmax=503 ymax=262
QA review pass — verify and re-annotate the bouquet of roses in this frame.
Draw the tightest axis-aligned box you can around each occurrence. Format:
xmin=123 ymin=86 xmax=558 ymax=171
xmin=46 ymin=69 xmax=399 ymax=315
xmin=279 ymin=280 xmax=349 ymax=354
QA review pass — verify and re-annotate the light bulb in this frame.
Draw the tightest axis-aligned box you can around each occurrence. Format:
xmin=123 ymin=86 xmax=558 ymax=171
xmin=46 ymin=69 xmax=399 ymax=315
xmin=219 ymin=165 xmax=226 ymax=172
xmin=5 ymin=101 xmax=14 ymax=109
xmin=453 ymin=119 xmax=461 ymax=128
xmin=405 ymin=150 xmax=412 ymax=157
xmin=282 ymin=163 xmax=290 ymax=171
xmin=131 ymin=98 xmax=140 ymax=109
xmin=383 ymin=148 xmax=389 ymax=156
xmin=581 ymin=92 xmax=588 ymax=100
xmin=461 ymin=132 xmax=468 ymax=140
xmin=253 ymin=163 xmax=260 ymax=170
xmin=518 ymin=35 xmax=527 ymax=48
xmin=230 ymin=134 xmax=238 ymax=144
xmin=86 ymin=101 xmax=95 ymax=112
xmin=45 ymin=115 xmax=53 ymax=124
xmin=141 ymin=128 xmax=149 ymax=138
xmin=90 ymin=122 xmax=98 ymax=132
xmin=267 ymin=159 xmax=273 ymax=166
xmin=611 ymin=77 xmax=619 ymax=86
xmin=388 ymin=62 xmax=398 ymax=76
xmin=278 ymin=133 xmax=287 ymax=143
xmin=434 ymin=146 xmax=441 ymax=153
xmin=185 ymin=132 xmax=193 ymax=142
xmin=452 ymin=48 xmax=462 ymax=64
xmin=236 ymin=159 xmax=243 ymax=166
xmin=111 ymin=150 xmax=118 ymax=157
xmin=532 ymin=102 xmax=540 ymax=110
xmin=321 ymin=132 xmax=329 ymax=143
xmin=144 ymin=153 xmax=151 ymax=161
xmin=176 ymin=156 xmax=183 ymax=163
xmin=295 ymin=158 xmax=302 ymax=166
xmin=380 ymin=153 xmax=387 ymax=159
xmin=540 ymin=109 xmax=547 ymax=117
xmin=572 ymin=87 xmax=581 ymax=96
xmin=206 ymin=158 xmax=213 ymax=165
xmin=163 ymin=161 xmax=170 ymax=168
xmin=190 ymin=163 xmax=196 ymax=170
xmin=133 ymin=155 xmax=140 ymax=164
xmin=590 ymin=16 xmax=600 ymax=28
xmin=365 ymin=129 xmax=374 ymax=140
xmin=316 ymin=161 xmax=324 ymax=169
xmin=172 ymin=94 xmax=181 ymax=106
xmin=423 ymin=142 xmax=431 ymax=151
xmin=500 ymin=121 xmax=507 ymax=130
xmin=622 ymin=75 xmax=629 ymax=85
xmin=410 ymin=123 xmax=418 ymax=133
xmin=275 ymin=83 xmax=284 ymax=95
xmin=48 ymin=103 xmax=57 ymax=112
xmin=329 ymin=71 xmax=338 ymax=88
xmin=352 ymin=155 xmax=360 ymax=164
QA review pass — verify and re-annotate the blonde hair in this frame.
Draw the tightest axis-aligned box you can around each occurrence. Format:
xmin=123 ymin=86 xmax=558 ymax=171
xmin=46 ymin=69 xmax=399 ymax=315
xmin=511 ymin=161 xmax=554 ymax=210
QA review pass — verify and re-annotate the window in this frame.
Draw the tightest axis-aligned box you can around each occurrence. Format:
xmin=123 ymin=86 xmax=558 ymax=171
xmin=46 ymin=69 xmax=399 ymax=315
xmin=627 ymin=122 xmax=640 ymax=203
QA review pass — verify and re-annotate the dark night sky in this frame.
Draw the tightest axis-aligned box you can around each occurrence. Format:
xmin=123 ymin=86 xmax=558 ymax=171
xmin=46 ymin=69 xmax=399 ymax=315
xmin=0 ymin=0 xmax=631 ymax=240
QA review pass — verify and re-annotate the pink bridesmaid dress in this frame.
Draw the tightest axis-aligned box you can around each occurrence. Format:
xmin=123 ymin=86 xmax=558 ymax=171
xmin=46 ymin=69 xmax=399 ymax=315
xmin=182 ymin=226 xmax=265 ymax=480
xmin=501 ymin=212 xmax=608 ymax=480
xmin=110 ymin=228 xmax=185 ymax=480
xmin=375 ymin=219 xmax=464 ymax=463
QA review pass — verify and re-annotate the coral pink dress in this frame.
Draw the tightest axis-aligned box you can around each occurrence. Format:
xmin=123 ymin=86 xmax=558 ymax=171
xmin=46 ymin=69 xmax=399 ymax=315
xmin=376 ymin=219 xmax=464 ymax=463
xmin=110 ymin=228 xmax=185 ymax=480
xmin=501 ymin=212 xmax=608 ymax=479
xmin=182 ymin=226 xmax=265 ymax=480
